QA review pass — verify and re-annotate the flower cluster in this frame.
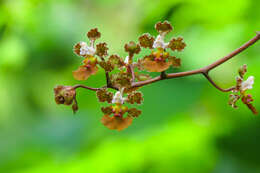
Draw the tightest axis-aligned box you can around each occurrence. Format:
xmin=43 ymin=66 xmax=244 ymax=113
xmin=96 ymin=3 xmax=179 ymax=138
xmin=54 ymin=85 xmax=78 ymax=113
xmin=54 ymin=21 xmax=258 ymax=131
xmin=73 ymin=28 xmax=101 ymax=80
xmin=138 ymin=21 xmax=185 ymax=72
xmin=100 ymin=89 xmax=142 ymax=131
xmin=229 ymin=65 xmax=257 ymax=114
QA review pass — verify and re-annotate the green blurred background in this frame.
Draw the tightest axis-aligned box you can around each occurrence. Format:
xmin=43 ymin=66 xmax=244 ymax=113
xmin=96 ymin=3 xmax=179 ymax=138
xmin=0 ymin=0 xmax=260 ymax=172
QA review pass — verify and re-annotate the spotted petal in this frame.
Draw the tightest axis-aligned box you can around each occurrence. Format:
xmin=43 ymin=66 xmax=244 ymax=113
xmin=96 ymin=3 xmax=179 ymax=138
xmin=142 ymin=59 xmax=172 ymax=72
xmin=101 ymin=115 xmax=133 ymax=131
xmin=73 ymin=65 xmax=98 ymax=80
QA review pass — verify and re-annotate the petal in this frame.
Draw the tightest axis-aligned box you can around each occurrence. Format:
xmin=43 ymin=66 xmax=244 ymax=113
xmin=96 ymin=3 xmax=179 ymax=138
xmin=169 ymin=56 xmax=181 ymax=68
xmin=138 ymin=33 xmax=155 ymax=49
xmin=241 ymin=76 xmax=254 ymax=91
xmin=98 ymin=61 xmax=114 ymax=72
xmin=124 ymin=41 xmax=141 ymax=55
xmin=247 ymin=76 xmax=254 ymax=85
xmin=96 ymin=42 xmax=108 ymax=57
xmin=101 ymin=115 xmax=133 ymax=131
xmin=110 ymin=72 xmax=132 ymax=88
xmin=155 ymin=21 xmax=173 ymax=34
xmin=108 ymin=54 xmax=125 ymax=68
xmin=153 ymin=35 xmax=167 ymax=49
xmin=96 ymin=88 xmax=113 ymax=103
xmin=127 ymin=91 xmax=143 ymax=104
xmin=135 ymin=73 xmax=151 ymax=81
xmin=87 ymin=28 xmax=101 ymax=40
xmin=112 ymin=91 xmax=125 ymax=104
xmin=124 ymin=87 xmax=140 ymax=94
xmin=127 ymin=108 xmax=142 ymax=117
xmin=142 ymin=59 xmax=172 ymax=72
xmin=168 ymin=37 xmax=186 ymax=51
xmin=73 ymin=65 xmax=98 ymax=80
xmin=101 ymin=106 xmax=113 ymax=115
xmin=73 ymin=42 xmax=86 ymax=57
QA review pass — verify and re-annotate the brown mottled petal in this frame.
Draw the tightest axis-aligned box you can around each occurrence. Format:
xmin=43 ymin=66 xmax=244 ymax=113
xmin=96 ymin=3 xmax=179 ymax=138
xmin=135 ymin=73 xmax=151 ymax=81
xmin=155 ymin=21 xmax=173 ymax=34
xmin=98 ymin=61 xmax=114 ymax=72
xmin=169 ymin=56 xmax=181 ymax=68
xmin=101 ymin=106 xmax=113 ymax=115
xmin=124 ymin=41 xmax=141 ymax=55
xmin=110 ymin=72 xmax=132 ymax=89
xmin=127 ymin=91 xmax=143 ymax=104
xmin=101 ymin=115 xmax=133 ymax=131
xmin=168 ymin=37 xmax=186 ymax=51
xmin=142 ymin=59 xmax=172 ymax=72
xmin=87 ymin=28 xmax=101 ymax=40
xmin=73 ymin=42 xmax=82 ymax=56
xmin=108 ymin=54 xmax=125 ymax=68
xmin=127 ymin=108 xmax=142 ymax=117
xmin=124 ymin=87 xmax=140 ymax=94
xmin=96 ymin=88 xmax=113 ymax=103
xmin=138 ymin=33 xmax=155 ymax=49
xmin=96 ymin=42 xmax=108 ymax=57
xmin=73 ymin=65 xmax=98 ymax=81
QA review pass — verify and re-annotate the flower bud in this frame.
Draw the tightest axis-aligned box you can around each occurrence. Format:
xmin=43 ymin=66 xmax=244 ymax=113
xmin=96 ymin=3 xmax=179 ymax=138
xmin=54 ymin=85 xmax=76 ymax=105
xmin=124 ymin=41 xmax=141 ymax=56
xmin=238 ymin=64 xmax=247 ymax=78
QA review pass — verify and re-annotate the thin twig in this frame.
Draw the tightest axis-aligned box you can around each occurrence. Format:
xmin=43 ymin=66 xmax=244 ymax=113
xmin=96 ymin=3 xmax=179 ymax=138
xmin=202 ymin=72 xmax=235 ymax=92
xmin=72 ymin=84 xmax=100 ymax=91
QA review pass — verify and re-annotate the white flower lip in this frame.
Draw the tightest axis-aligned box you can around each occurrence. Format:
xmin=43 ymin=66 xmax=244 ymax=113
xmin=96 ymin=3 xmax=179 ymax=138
xmin=79 ymin=41 xmax=96 ymax=56
xmin=153 ymin=35 xmax=169 ymax=49
xmin=112 ymin=89 xmax=126 ymax=104
xmin=124 ymin=56 xmax=129 ymax=64
xmin=241 ymin=76 xmax=254 ymax=91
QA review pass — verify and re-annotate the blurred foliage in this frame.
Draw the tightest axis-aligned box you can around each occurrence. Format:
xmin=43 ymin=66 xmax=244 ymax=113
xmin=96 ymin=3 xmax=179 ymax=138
xmin=0 ymin=0 xmax=259 ymax=173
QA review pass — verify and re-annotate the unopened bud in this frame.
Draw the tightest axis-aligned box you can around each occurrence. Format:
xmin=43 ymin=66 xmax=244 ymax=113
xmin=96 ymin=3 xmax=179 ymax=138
xmin=54 ymin=85 xmax=76 ymax=105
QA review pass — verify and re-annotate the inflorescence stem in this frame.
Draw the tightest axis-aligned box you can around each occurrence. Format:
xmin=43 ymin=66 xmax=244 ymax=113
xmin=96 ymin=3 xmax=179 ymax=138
xmin=73 ymin=32 xmax=260 ymax=93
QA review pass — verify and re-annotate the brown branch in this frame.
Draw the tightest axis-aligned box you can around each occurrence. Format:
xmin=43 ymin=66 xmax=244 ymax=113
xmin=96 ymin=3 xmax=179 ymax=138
xmin=72 ymin=84 xmax=100 ymax=91
xmin=132 ymin=32 xmax=260 ymax=91
xmin=202 ymin=31 xmax=260 ymax=72
xmin=202 ymin=72 xmax=235 ymax=92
